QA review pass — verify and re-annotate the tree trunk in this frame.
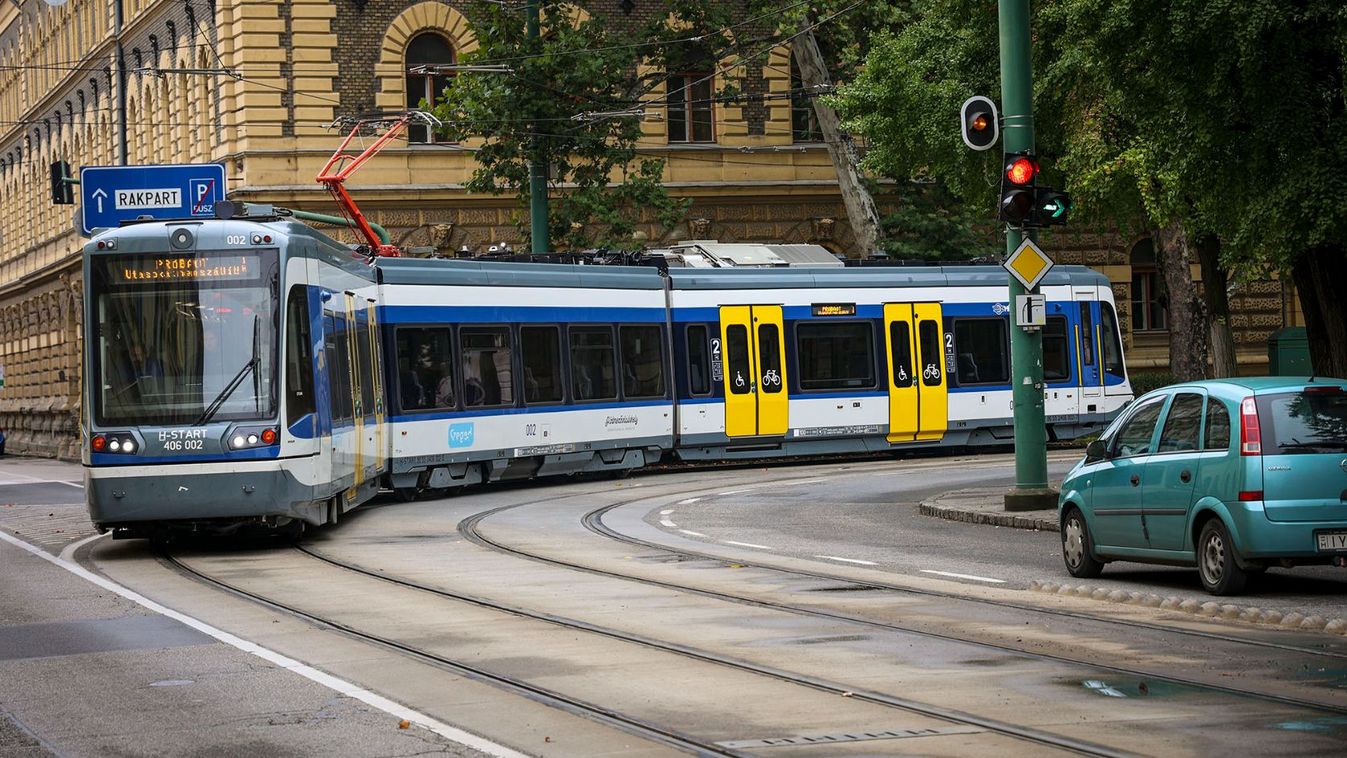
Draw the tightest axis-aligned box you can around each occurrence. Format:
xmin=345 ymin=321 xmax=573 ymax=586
xmin=1193 ymin=233 xmax=1237 ymax=377
xmin=792 ymin=23 xmax=883 ymax=256
xmin=1291 ymin=244 xmax=1347 ymax=378
xmin=1154 ymin=221 xmax=1209 ymax=381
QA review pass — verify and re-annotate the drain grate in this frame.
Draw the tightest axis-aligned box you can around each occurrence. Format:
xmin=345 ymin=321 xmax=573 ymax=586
xmin=717 ymin=725 xmax=983 ymax=749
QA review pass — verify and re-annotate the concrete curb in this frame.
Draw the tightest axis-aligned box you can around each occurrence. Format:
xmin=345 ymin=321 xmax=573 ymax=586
xmin=1028 ymin=580 xmax=1347 ymax=635
xmin=918 ymin=490 xmax=1058 ymax=532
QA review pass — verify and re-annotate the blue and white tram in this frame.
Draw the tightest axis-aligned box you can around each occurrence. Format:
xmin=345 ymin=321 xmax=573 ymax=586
xmin=82 ymin=214 xmax=1132 ymax=537
xmin=84 ymin=215 xmax=388 ymax=537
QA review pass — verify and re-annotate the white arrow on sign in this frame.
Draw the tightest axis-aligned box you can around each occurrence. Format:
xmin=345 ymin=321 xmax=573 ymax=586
xmin=91 ymin=188 xmax=107 ymax=213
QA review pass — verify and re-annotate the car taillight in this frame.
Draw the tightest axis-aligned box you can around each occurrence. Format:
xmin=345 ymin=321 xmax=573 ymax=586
xmin=1240 ymin=396 xmax=1261 ymax=456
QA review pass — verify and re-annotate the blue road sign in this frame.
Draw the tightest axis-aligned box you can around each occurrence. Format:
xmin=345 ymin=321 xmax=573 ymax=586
xmin=80 ymin=163 xmax=227 ymax=234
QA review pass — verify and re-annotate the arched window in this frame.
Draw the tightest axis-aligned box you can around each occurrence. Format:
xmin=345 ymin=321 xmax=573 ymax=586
xmin=405 ymin=32 xmax=455 ymax=144
xmin=789 ymin=51 xmax=821 ymax=143
xmin=1130 ymin=238 xmax=1167 ymax=332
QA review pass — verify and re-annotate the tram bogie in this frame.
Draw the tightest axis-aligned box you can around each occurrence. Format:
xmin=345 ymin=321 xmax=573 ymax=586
xmin=82 ymin=216 xmax=1132 ymax=536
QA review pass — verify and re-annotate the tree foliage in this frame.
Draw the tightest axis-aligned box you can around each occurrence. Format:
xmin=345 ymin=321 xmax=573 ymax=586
xmin=433 ymin=1 xmax=712 ymax=249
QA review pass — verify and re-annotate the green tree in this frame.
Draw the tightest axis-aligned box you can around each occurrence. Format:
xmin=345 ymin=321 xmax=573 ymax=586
xmin=1049 ymin=0 xmax=1347 ymax=377
xmin=432 ymin=1 xmax=695 ymax=250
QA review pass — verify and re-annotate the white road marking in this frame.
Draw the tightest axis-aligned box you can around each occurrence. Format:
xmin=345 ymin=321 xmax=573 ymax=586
xmin=816 ymin=555 xmax=877 ymax=566
xmin=0 ymin=529 xmax=528 ymax=758
xmin=919 ymin=569 xmax=1006 ymax=584
xmin=659 ymin=518 xmax=677 ymax=528
xmin=718 ymin=488 xmax=757 ymax=496
xmin=724 ymin=540 xmax=772 ymax=550
xmin=0 ymin=472 xmax=84 ymax=489
xmin=679 ymin=529 xmax=707 ymax=537
xmin=659 ymin=509 xmax=674 ymax=515
xmin=677 ymin=497 xmax=702 ymax=505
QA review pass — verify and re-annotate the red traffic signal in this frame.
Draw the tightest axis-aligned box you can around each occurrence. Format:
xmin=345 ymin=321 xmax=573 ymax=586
xmin=1005 ymin=155 xmax=1038 ymax=186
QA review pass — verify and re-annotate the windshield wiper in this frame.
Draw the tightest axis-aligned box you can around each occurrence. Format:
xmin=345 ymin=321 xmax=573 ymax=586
xmin=194 ymin=357 xmax=257 ymax=426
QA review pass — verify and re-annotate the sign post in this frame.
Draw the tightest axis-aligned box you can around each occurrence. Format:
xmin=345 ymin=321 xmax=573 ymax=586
xmin=79 ymin=164 xmax=227 ymax=235
xmin=999 ymin=0 xmax=1057 ymax=512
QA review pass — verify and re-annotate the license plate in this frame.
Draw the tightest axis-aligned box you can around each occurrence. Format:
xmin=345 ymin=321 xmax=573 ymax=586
xmin=1316 ymin=532 xmax=1347 ymax=552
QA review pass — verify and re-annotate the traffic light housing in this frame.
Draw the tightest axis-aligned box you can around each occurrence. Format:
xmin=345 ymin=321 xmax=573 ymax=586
xmin=1032 ymin=189 xmax=1071 ymax=226
xmin=960 ymin=96 xmax=999 ymax=151
xmin=50 ymin=160 xmax=73 ymax=205
xmin=999 ymin=152 xmax=1038 ymax=224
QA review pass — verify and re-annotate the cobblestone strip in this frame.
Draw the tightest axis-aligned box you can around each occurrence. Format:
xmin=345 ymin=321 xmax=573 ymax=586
xmin=1028 ymin=580 xmax=1347 ymax=636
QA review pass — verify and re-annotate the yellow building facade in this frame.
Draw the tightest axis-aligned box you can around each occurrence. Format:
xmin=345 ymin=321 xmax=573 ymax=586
xmin=0 ymin=0 xmax=1299 ymax=457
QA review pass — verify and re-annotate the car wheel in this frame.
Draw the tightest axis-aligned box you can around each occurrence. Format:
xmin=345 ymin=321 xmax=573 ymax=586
xmin=1062 ymin=508 xmax=1104 ymax=578
xmin=1197 ymin=519 xmax=1248 ymax=596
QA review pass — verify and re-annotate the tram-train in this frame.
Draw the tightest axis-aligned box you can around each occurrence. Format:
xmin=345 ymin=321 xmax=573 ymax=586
xmin=83 ymin=211 xmax=1133 ymax=537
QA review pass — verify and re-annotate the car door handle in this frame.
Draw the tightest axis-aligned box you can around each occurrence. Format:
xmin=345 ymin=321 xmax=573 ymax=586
xmin=1180 ymin=469 xmax=1192 ymax=483
xmin=1130 ymin=474 xmax=1140 ymax=487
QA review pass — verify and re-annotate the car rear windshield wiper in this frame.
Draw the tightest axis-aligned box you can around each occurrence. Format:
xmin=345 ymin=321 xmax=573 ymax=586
xmin=1276 ymin=439 xmax=1347 ymax=453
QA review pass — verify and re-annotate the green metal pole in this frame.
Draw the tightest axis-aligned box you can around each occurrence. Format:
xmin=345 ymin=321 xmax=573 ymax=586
xmin=999 ymin=0 xmax=1054 ymax=510
xmin=527 ymin=0 xmax=549 ymax=254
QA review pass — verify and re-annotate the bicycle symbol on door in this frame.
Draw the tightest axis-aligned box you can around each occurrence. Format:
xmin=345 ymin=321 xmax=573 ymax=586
xmin=923 ymin=364 xmax=941 ymax=381
xmin=761 ymin=369 xmax=782 ymax=388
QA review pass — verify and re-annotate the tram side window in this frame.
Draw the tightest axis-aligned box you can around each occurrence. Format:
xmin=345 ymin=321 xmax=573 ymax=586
xmin=1100 ymin=303 xmax=1127 ymax=381
xmin=796 ymin=322 xmax=874 ymax=391
xmin=686 ymin=325 xmax=712 ymax=395
xmin=570 ymin=327 xmax=617 ymax=401
xmin=889 ymin=322 xmax=913 ymax=387
xmin=461 ymin=327 xmax=514 ymax=407
xmin=1043 ymin=316 xmax=1070 ymax=382
xmin=620 ymin=325 xmax=666 ymax=399
xmin=395 ymin=327 xmax=454 ymax=411
xmin=953 ymin=319 xmax=1010 ymax=385
xmin=520 ymin=326 xmax=563 ymax=404
xmin=325 ymin=313 xmax=353 ymax=423
xmin=725 ymin=325 xmax=751 ymax=394
xmin=355 ymin=311 xmax=374 ymax=417
xmin=284 ymin=288 xmax=315 ymax=422
xmin=1079 ymin=303 xmax=1095 ymax=366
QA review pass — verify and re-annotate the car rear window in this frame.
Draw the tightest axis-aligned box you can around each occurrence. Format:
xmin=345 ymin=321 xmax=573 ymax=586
xmin=1255 ymin=388 xmax=1347 ymax=454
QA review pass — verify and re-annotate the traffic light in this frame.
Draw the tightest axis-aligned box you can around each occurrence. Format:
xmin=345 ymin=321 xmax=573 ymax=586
xmin=49 ymin=160 xmax=73 ymax=205
xmin=960 ymin=96 xmax=998 ymax=151
xmin=999 ymin=152 xmax=1038 ymax=224
xmin=1033 ymin=189 xmax=1071 ymax=226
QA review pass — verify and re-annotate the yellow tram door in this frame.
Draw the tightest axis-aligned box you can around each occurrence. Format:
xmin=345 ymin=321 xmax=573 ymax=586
xmin=365 ymin=298 xmax=385 ymax=475
xmin=719 ymin=305 xmax=788 ymax=437
xmin=912 ymin=303 xmax=947 ymax=441
xmin=344 ymin=292 xmax=364 ymax=490
xmin=884 ymin=302 xmax=948 ymax=443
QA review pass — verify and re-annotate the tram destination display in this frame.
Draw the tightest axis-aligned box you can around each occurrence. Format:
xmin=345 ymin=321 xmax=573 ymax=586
xmin=109 ymin=252 xmax=260 ymax=285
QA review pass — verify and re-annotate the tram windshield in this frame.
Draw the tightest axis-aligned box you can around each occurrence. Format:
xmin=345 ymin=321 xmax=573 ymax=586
xmin=89 ymin=250 xmax=280 ymax=427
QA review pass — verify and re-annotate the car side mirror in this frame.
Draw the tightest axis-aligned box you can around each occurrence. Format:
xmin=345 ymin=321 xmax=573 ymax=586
xmin=1085 ymin=439 xmax=1108 ymax=462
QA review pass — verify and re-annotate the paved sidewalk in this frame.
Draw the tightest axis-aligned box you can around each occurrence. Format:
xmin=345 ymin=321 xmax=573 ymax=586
xmin=919 ymin=487 xmax=1061 ymax=532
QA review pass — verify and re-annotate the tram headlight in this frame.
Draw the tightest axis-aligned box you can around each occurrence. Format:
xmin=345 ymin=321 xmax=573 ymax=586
xmin=247 ymin=434 xmax=259 ymax=445
xmin=121 ymin=439 xmax=136 ymax=453
xmin=232 ymin=435 xmax=246 ymax=449
xmin=108 ymin=439 xmax=121 ymax=452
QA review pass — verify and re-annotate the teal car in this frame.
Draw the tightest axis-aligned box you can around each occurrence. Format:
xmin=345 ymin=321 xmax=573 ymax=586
xmin=1058 ymin=377 xmax=1347 ymax=595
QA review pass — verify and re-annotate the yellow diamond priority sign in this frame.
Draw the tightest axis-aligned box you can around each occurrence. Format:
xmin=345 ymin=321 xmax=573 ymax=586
xmin=1003 ymin=238 xmax=1054 ymax=291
